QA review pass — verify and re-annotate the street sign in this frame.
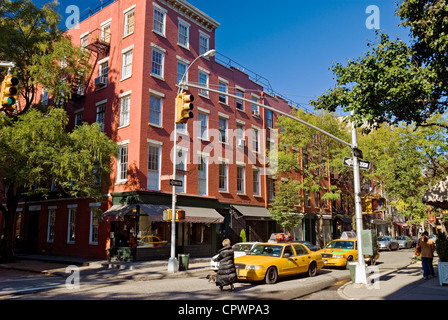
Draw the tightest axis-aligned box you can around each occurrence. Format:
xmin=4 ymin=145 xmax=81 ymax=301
xmin=170 ymin=179 xmax=183 ymax=187
xmin=343 ymin=157 xmax=371 ymax=170
xmin=161 ymin=174 xmax=173 ymax=180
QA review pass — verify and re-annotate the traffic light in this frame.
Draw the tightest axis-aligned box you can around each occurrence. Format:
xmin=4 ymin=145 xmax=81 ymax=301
xmin=0 ymin=75 xmax=19 ymax=110
xmin=175 ymin=92 xmax=194 ymax=123
xmin=163 ymin=209 xmax=186 ymax=221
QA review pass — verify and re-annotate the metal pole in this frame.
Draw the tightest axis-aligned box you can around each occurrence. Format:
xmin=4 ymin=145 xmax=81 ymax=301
xmin=351 ymin=111 xmax=367 ymax=284
xmin=167 ymin=120 xmax=179 ymax=272
xmin=167 ymin=50 xmax=215 ymax=272
xmin=182 ymin=82 xmax=352 ymax=148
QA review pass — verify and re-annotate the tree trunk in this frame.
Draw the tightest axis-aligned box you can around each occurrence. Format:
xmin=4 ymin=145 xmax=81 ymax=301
xmin=0 ymin=185 xmax=20 ymax=263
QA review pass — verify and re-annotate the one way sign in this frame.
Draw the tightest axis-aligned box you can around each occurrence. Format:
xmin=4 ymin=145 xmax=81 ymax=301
xmin=343 ymin=157 xmax=371 ymax=170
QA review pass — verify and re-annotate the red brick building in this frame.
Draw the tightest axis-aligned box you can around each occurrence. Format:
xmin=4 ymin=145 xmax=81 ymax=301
xmin=6 ymin=0 xmax=342 ymax=261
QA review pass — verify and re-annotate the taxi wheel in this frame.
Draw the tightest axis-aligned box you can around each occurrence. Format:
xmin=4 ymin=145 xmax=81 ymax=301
xmin=308 ymin=262 xmax=317 ymax=277
xmin=265 ymin=267 xmax=278 ymax=284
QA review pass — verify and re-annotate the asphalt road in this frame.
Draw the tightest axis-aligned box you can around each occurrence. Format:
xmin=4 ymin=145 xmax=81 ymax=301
xmin=0 ymin=248 xmax=414 ymax=301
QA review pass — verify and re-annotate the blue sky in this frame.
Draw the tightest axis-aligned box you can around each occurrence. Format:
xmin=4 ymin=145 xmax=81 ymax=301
xmin=37 ymin=0 xmax=409 ymax=112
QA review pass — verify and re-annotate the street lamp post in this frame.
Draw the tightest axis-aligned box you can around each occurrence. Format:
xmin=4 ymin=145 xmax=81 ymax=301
xmin=167 ymin=49 xmax=216 ymax=273
xmin=351 ymin=111 xmax=368 ymax=284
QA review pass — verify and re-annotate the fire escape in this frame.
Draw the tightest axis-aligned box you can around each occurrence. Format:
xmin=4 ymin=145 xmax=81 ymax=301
xmin=69 ymin=28 xmax=110 ymax=102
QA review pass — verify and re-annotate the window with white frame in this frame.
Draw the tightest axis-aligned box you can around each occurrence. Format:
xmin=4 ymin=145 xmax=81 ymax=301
xmin=178 ymin=19 xmax=190 ymax=48
xmin=176 ymin=122 xmax=187 ymax=133
xmin=237 ymin=166 xmax=245 ymax=193
xmin=219 ymin=162 xmax=228 ymax=191
xmin=47 ymin=208 xmax=56 ymax=243
xmin=81 ymin=34 xmax=89 ymax=49
xmin=177 ymin=60 xmax=188 ymax=85
xmin=147 ymin=144 xmax=161 ymax=190
xmin=236 ymin=89 xmax=244 ymax=110
xmin=198 ymin=70 xmax=209 ymax=97
xmin=122 ymin=47 xmax=133 ymax=79
xmin=67 ymin=207 xmax=76 ymax=244
xmin=153 ymin=4 xmax=166 ymax=36
xmin=266 ymin=109 xmax=273 ymax=128
xmin=219 ymin=81 xmax=228 ymax=104
xmin=75 ymin=112 xmax=83 ymax=128
xmin=253 ymin=168 xmax=260 ymax=196
xmin=101 ymin=21 xmax=111 ymax=43
xmin=236 ymin=123 xmax=245 ymax=147
xmin=119 ymin=94 xmax=130 ymax=127
xmin=198 ymin=112 xmax=208 ymax=140
xmin=219 ymin=117 xmax=227 ymax=143
xmin=149 ymin=94 xmax=162 ymax=126
xmin=151 ymin=46 xmax=164 ymax=78
xmin=96 ymin=103 xmax=106 ymax=132
xmin=124 ymin=7 xmax=135 ymax=37
xmin=253 ymin=128 xmax=259 ymax=153
xmin=199 ymin=31 xmax=210 ymax=55
xmin=117 ymin=143 xmax=128 ymax=182
xmin=252 ymin=96 xmax=259 ymax=116
xmin=99 ymin=60 xmax=108 ymax=86
xmin=41 ymin=88 xmax=49 ymax=106
xmin=198 ymin=155 xmax=208 ymax=196
xmin=89 ymin=208 xmax=99 ymax=245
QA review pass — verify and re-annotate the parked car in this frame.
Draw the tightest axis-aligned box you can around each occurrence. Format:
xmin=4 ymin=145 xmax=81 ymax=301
xmin=378 ymin=236 xmax=399 ymax=251
xmin=318 ymin=238 xmax=380 ymax=268
xmin=394 ymin=236 xmax=413 ymax=249
xmin=137 ymin=235 xmax=168 ymax=248
xmin=235 ymin=242 xmax=324 ymax=284
xmin=297 ymin=241 xmax=321 ymax=251
xmin=210 ymin=242 xmax=259 ymax=271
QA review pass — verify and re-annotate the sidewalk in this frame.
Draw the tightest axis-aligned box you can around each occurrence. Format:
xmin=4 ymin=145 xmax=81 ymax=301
xmin=339 ymin=260 xmax=448 ymax=300
xmin=0 ymin=254 xmax=212 ymax=281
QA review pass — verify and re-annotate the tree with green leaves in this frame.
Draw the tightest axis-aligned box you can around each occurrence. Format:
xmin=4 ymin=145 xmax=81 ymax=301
xmin=270 ymin=109 xmax=350 ymax=247
xmin=311 ymin=0 xmax=448 ymax=132
xmin=0 ymin=0 xmax=91 ymax=114
xmin=0 ymin=108 xmax=118 ymax=262
xmin=0 ymin=0 xmax=115 ymax=262
xmin=357 ymin=114 xmax=448 ymax=228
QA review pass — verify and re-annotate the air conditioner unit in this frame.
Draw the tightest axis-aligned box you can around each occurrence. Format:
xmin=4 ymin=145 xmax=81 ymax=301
xmin=252 ymin=110 xmax=259 ymax=117
xmin=94 ymin=76 xmax=107 ymax=87
xmin=237 ymin=138 xmax=246 ymax=148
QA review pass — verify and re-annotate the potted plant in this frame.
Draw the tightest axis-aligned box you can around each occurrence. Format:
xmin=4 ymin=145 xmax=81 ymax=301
xmin=436 ymin=232 xmax=448 ymax=286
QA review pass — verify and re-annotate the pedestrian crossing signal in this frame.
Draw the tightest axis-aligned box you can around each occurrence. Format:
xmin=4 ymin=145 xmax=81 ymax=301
xmin=163 ymin=209 xmax=186 ymax=221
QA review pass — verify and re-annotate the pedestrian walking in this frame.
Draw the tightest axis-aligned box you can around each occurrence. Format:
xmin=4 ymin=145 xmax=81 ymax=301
xmin=417 ymin=231 xmax=436 ymax=280
xmin=213 ymin=238 xmax=237 ymax=291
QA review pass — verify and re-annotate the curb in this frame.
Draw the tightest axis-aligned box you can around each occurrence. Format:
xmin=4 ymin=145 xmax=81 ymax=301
xmin=336 ymin=261 xmax=414 ymax=300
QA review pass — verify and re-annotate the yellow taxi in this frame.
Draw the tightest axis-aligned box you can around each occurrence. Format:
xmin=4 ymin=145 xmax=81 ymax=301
xmin=318 ymin=238 xmax=379 ymax=268
xmin=137 ymin=235 xmax=168 ymax=248
xmin=234 ymin=242 xmax=324 ymax=284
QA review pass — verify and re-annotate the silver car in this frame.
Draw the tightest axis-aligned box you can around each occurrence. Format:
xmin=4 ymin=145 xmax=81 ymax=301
xmin=378 ymin=236 xmax=399 ymax=251
xmin=210 ymin=242 xmax=260 ymax=271
xmin=395 ymin=236 xmax=413 ymax=249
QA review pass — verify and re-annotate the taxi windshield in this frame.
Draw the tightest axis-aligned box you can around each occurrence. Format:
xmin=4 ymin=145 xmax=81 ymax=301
xmin=248 ymin=245 xmax=283 ymax=257
xmin=325 ymin=240 xmax=355 ymax=250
